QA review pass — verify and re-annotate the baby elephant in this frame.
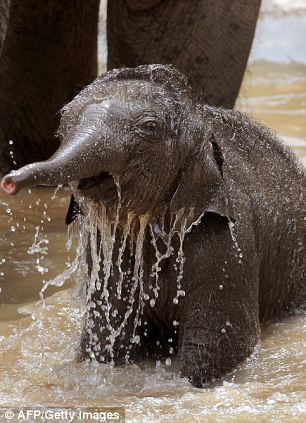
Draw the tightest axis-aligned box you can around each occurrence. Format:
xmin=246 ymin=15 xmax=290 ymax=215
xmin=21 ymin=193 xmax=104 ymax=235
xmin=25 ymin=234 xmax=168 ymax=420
xmin=1 ymin=65 xmax=305 ymax=387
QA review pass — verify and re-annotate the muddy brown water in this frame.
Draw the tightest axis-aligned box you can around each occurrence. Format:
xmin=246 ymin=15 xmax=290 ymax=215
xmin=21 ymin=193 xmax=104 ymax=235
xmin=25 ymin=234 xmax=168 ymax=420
xmin=0 ymin=62 xmax=305 ymax=422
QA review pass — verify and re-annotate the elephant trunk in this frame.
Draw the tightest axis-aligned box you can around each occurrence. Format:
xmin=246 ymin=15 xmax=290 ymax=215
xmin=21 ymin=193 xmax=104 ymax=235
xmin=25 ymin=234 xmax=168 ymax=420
xmin=1 ymin=160 xmax=66 ymax=195
xmin=0 ymin=129 xmax=119 ymax=195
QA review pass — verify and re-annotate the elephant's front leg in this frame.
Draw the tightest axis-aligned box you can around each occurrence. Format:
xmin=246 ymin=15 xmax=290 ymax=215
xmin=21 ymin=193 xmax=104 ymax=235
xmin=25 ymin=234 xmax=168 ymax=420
xmin=180 ymin=294 xmax=259 ymax=387
xmin=179 ymin=214 xmax=260 ymax=387
xmin=80 ymin=267 xmax=146 ymax=364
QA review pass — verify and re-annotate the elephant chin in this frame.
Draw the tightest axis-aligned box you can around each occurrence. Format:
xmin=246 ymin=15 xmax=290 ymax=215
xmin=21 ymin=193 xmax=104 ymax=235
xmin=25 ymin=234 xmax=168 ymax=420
xmin=77 ymin=171 xmax=114 ymax=190
xmin=76 ymin=171 xmax=119 ymax=205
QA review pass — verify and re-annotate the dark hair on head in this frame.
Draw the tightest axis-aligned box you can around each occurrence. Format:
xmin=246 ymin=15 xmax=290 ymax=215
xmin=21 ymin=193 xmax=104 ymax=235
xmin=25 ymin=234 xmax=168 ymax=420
xmin=98 ymin=64 xmax=192 ymax=97
xmin=61 ymin=64 xmax=193 ymax=128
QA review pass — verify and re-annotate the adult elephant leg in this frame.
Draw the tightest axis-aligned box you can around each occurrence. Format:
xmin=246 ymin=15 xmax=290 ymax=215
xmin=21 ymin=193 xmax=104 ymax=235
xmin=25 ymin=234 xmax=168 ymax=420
xmin=107 ymin=0 xmax=261 ymax=108
xmin=0 ymin=0 xmax=10 ymax=54
xmin=179 ymin=214 xmax=260 ymax=387
xmin=0 ymin=0 xmax=100 ymax=176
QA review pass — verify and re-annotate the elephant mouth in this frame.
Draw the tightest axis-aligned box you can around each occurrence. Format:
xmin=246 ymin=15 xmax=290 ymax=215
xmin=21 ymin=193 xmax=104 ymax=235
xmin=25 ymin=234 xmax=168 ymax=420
xmin=78 ymin=171 xmax=113 ymax=190
xmin=77 ymin=171 xmax=119 ymax=203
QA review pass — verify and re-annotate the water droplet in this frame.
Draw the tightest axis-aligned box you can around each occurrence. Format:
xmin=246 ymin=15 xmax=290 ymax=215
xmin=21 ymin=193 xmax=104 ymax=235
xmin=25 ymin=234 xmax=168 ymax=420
xmin=219 ymin=284 xmax=224 ymax=290
xmin=165 ymin=358 xmax=172 ymax=366
xmin=221 ymin=328 xmax=226 ymax=334
xmin=133 ymin=335 xmax=140 ymax=344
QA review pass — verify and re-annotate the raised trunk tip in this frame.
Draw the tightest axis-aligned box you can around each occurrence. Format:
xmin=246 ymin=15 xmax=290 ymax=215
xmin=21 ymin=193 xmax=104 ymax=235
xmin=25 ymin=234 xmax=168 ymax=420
xmin=0 ymin=175 xmax=18 ymax=195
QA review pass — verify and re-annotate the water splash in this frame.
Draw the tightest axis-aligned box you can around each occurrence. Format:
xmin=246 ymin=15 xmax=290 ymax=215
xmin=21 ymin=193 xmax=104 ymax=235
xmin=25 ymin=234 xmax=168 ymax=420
xmin=149 ymin=216 xmax=174 ymax=300
xmin=8 ymin=139 xmax=17 ymax=166
xmin=116 ymin=215 xmax=132 ymax=300
xmin=173 ymin=217 xmax=187 ymax=304
xmin=27 ymin=225 xmax=49 ymax=256
xmin=39 ymin=255 xmax=80 ymax=306
xmin=148 ymin=210 xmax=187 ymax=306
xmin=42 ymin=173 xmax=199 ymax=364
xmin=228 ymin=220 xmax=243 ymax=264
xmin=51 ymin=184 xmax=63 ymax=200
xmin=71 ymin=193 xmax=192 ymax=362
xmin=27 ymin=225 xmax=50 ymax=275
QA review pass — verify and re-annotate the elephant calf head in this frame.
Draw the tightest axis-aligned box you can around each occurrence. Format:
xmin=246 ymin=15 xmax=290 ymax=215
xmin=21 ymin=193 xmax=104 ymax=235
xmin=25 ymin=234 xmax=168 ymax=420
xmin=1 ymin=65 xmax=230 ymax=225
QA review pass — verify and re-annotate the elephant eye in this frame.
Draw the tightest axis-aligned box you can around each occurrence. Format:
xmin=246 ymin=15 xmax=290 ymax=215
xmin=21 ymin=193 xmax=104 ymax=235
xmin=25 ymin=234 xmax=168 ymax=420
xmin=142 ymin=121 xmax=157 ymax=134
xmin=136 ymin=119 xmax=162 ymax=142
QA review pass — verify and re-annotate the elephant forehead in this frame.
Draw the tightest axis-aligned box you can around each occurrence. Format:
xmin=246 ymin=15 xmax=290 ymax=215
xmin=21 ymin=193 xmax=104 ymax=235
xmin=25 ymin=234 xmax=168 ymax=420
xmin=82 ymin=100 xmax=131 ymax=121
xmin=81 ymin=97 xmax=168 ymax=123
xmin=97 ymin=80 xmax=175 ymax=113
xmin=63 ymin=79 xmax=182 ymax=125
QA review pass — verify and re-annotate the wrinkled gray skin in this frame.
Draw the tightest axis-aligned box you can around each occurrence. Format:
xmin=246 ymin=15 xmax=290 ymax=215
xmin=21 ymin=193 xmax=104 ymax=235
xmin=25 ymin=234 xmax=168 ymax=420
xmin=1 ymin=65 xmax=305 ymax=387
xmin=0 ymin=0 xmax=9 ymax=55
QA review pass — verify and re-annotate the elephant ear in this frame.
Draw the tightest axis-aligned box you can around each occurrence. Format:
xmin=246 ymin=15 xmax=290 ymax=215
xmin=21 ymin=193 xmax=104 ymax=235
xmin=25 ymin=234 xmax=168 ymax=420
xmin=170 ymin=137 xmax=234 ymax=231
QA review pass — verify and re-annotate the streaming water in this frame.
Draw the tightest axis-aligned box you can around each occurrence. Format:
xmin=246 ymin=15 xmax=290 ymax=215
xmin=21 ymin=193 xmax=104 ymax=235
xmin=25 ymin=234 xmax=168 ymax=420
xmin=63 ymin=188 xmax=190 ymax=366
xmin=77 ymin=197 xmax=152 ymax=362
xmin=1 ymin=9 xmax=306 ymax=422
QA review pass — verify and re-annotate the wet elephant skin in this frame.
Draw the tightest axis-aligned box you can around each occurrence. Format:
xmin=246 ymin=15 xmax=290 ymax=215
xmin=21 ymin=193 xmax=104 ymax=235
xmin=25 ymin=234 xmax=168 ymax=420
xmin=1 ymin=64 xmax=305 ymax=388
